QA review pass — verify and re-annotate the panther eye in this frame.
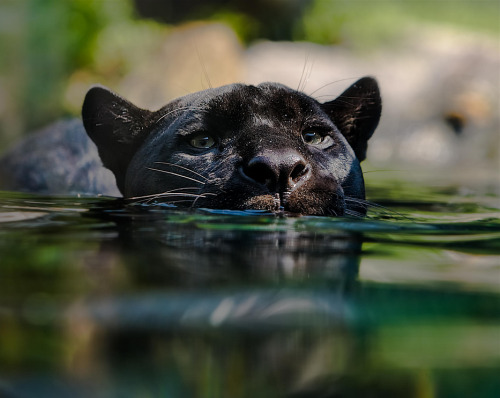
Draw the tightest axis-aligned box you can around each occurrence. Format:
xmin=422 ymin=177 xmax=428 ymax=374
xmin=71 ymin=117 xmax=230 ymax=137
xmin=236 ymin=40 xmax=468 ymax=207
xmin=189 ymin=133 xmax=215 ymax=149
xmin=302 ymin=131 xmax=324 ymax=145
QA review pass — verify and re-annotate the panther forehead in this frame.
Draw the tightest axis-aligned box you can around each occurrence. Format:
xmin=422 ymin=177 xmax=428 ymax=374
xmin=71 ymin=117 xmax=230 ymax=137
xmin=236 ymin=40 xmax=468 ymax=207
xmin=195 ymin=83 xmax=324 ymax=129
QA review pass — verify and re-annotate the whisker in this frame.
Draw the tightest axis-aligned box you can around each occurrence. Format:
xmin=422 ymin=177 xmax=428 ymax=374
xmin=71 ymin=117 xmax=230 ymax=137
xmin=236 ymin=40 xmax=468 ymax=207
xmin=166 ymin=200 xmax=198 ymax=204
xmin=153 ymin=193 xmax=212 ymax=199
xmin=322 ymin=97 xmax=369 ymax=108
xmin=297 ymin=52 xmax=314 ymax=93
xmin=344 ymin=197 xmax=369 ymax=208
xmin=304 ymin=59 xmax=315 ymax=92
xmin=308 ymin=77 xmax=363 ymax=98
xmin=131 ymin=191 xmax=217 ymax=206
xmin=196 ymin=44 xmax=212 ymax=89
xmin=314 ymin=93 xmax=379 ymax=102
xmin=326 ymin=208 xmax=338 ymax=217
xmin=345 ymin=197 xmax=385 ymax=212
xmin=345 ymin=197 xmax=409 ymax=219
xmin=146 ymin=167 xmax=206 ymax=185
xmin=311 ymin=94 xmax=339 ymax=101
xmin=128 ymin=187 xmax=203 ymax=201
xmin=165 ymin=195 xmax=215 ymax=205
xmin=345 ymin=197 xmax=386 ymax=210
xmin=190 ymin=191 xmax=217 ymax=208
xmin=165 ymin=187 xmax=202 ymax=192
xmin=154 ymin=162 xmax=208 ymax=181
xmin=344 ymin=209 xmax=365 ymax=218
xmin=155 ymin=105 xmax=205 ymax=123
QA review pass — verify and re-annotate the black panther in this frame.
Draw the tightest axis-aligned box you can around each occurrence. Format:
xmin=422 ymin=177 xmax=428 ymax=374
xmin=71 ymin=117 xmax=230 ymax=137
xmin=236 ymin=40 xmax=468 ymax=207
xmin=0 ymin=77 xmax=381 ymax=216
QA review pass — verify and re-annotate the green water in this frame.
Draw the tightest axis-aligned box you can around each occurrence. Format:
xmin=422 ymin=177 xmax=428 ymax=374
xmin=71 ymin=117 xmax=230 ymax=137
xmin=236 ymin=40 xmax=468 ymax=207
xmin=0 ymin=180 xmax=499 ymax=398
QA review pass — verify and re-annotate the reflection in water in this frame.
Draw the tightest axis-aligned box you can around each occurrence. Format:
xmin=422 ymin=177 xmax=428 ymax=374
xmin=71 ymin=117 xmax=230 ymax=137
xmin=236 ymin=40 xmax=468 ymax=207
xmin=112 ymin=208 xmax=362 ymax=288
xmin=0 ymin=193 xmax=499 ymax=397
xmin=72 ymin=207 xmax=372 ymax=397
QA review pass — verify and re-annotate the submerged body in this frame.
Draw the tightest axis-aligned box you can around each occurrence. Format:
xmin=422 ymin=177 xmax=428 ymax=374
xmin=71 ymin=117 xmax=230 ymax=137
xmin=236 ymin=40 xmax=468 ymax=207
xmin=0 ymin=78 xmax=381 ymax=216
xmin=0 ymin=119 xmax=120 ymax=196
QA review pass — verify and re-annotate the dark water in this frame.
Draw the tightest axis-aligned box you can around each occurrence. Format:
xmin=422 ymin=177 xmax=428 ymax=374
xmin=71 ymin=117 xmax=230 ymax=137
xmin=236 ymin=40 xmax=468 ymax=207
xmin=0 ymin=180 xmax=499 ymax=398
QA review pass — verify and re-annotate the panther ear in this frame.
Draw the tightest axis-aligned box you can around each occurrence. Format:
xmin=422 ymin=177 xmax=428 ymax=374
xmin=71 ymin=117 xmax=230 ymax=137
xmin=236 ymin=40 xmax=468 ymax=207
xmin=82 ymin=85 xmax=153 ymax=194
xmin=321 ymin=77 xmax=381 ymax=162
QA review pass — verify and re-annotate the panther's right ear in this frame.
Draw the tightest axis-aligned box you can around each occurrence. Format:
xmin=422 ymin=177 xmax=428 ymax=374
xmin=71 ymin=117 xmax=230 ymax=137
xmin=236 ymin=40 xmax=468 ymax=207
xmin=82 ymin=85 xmax=153 ymax=194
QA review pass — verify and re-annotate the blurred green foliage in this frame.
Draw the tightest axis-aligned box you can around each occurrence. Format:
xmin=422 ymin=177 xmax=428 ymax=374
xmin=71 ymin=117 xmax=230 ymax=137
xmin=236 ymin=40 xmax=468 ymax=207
xmin=301 ymin=0 xmax=500 ymax=47
xmin=0 ymin=0 xmax=164 ymax=147
xmin=21 ymin=0 xmax=107 ymax=127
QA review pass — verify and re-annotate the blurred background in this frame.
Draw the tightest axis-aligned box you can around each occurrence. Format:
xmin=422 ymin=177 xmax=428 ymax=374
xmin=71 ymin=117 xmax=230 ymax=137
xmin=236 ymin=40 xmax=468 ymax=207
xmin=0 ymin=0 xmax=498 ymax=183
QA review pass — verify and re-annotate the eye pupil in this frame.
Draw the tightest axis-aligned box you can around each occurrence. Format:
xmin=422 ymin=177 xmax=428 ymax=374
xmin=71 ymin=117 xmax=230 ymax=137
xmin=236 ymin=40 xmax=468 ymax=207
xmin=190 ymin=134 xmax=215 ymax=149
xmin=302 ymin=131 xmax=322 ymax=145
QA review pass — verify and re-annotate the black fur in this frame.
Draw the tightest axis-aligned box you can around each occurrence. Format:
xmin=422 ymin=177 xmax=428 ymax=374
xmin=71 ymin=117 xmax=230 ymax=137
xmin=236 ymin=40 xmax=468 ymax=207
xmin=1 ymin=78 xmax=381 ymax=216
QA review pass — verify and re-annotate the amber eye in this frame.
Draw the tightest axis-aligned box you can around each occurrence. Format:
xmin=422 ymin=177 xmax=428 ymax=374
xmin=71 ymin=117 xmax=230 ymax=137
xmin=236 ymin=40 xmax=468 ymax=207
xmin=302 ymin=131 xmax=324 ymax=145
xmin=189 ymin=133 xmax=215 ymax=149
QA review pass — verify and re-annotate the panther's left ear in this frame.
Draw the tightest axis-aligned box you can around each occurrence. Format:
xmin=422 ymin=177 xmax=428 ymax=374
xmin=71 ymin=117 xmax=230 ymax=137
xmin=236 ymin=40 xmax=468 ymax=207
xmin=321 ymin=77 xmax=381 ymax=162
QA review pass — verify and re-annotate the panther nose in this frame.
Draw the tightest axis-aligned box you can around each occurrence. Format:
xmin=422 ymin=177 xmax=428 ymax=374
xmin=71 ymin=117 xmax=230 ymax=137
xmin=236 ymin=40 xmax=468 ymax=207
xmin=242 ymin=150 xmax=310 ymax=192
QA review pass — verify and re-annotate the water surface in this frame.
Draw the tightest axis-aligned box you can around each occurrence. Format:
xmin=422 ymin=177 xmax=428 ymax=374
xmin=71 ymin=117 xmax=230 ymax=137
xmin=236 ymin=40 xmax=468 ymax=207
xmin=0 ymin=179 xmax=499 ymax=398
